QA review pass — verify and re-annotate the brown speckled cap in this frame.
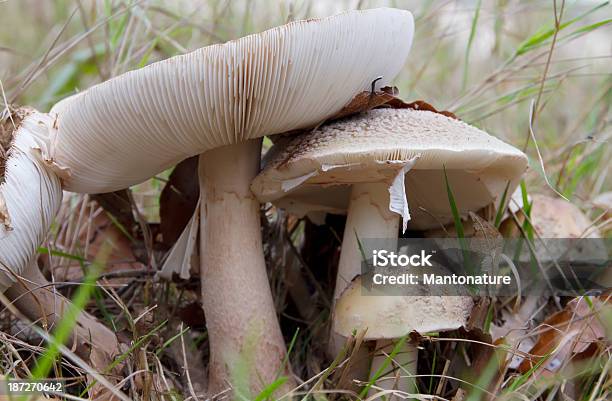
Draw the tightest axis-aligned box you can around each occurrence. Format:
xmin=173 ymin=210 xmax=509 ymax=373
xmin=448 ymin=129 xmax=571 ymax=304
xmin=252 ymin=108 xmax=528 ymax=229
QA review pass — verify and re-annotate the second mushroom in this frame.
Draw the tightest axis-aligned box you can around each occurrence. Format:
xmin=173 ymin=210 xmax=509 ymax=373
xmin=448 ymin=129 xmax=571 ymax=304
xmin=251 ymin=107 xmax=528 ymax=393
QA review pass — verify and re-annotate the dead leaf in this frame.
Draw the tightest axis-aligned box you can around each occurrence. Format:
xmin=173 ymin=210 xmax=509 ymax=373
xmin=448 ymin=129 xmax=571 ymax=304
xmin=470 ymin=212 xmax=504 ymax=276
xmin=387 ymin=98 xmax=459 ymax=120
xmin=92 ymin=190 xmax=138 ymax=236
xmin=51 ymin=202 xmax=143 ymax=283
xmin=455 ymin=327 xmax=506 ymax=400
xmin=332 ymin=86 xmax=459 ymax=122
xmin=159 ymin=156 xmax=199 ymax=247
xmin=518 ymin=295 xmax=610 ymax=375
xmin=176 ymin=301 xmax=206 ymax=330
xmin=331 ymin=86 xmax=400 ymax=120
xmin=466 ymin=297 xmax=492 ymax=332
xmin=0 ymin=192 xmax=11 ymax=231
xmin=491 ymin=296 xmax=539 ymax=369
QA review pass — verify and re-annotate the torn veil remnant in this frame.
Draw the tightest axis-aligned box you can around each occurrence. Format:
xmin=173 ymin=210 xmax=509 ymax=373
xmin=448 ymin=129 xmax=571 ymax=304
xmin=252 ymin=107 xmax=528 ymax=394
xmin=49 ymin=8 xmax=416 ymax=396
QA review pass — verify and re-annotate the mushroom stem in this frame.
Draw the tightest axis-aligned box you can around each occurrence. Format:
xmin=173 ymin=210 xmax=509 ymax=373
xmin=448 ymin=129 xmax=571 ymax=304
xmin=370 ymin=339 xmax=418 ymax=400
xmin=330 ymin=182 xmax=400 ymax=382
xmin=5 ymin=260 xmax=120 ymax=369
xmin=333 ymin=182 xmax=400 ymax=301
xmin=198 ymin=139 xmax=292 ymax=397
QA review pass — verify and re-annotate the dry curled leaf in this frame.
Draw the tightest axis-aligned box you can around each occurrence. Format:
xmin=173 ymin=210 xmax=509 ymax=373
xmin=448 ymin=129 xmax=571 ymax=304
xmin=332 ymin=86 xmax=400 ymax=120
xmin=176 ymin=301 xmax=206 ymax=330
xmin=332 ymin=86 xmax=458 ymax=122
xmin=388 ymin=99 xmax=458 ymax=120
xmin=519 ymin=294 xmax=610 ymax=375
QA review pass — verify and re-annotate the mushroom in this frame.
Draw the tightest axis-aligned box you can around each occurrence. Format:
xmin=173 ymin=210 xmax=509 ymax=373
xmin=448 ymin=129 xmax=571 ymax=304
xmin=47 ymin=8 xmax=416 ymax=394
xmin=0 ymin=109 xmax=120 ymax=377
xmin=251 ymin=108 xmax=528 ymax=393
xmin=1 ymin=108 xmax=61 ymax=292
xmin=501 ymin=193 xmax=608 ymax=287
xmin=528 ymin=194 xmax=601 ymax=239
xmin=334 ymin=276 xmax=474 ymax=393
xmin=492 ymin=193 xmax=608 ymax=368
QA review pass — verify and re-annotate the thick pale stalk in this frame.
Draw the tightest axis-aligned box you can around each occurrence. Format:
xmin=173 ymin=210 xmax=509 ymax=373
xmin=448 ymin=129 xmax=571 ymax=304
xmin=370 ymin=340 xmax=418 ymax=400
xmin=330 ymin=183 xmax=399 ymax=386
xmin=199 ymin=139 xmax=292 ymax=397
xmin=5 ymin=261 xmax=120 ymax=368
xmin=333 ymin=183 xmax=400 ymax=300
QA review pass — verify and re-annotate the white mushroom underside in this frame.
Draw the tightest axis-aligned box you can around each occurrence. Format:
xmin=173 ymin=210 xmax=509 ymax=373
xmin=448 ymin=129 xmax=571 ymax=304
xmin=269 ymin=169 xmax=508 ymax=229
xmin=50 ymin=8 xmax=414 ymax=193
xmin=0 ymin=112 xmax=62 ymax=291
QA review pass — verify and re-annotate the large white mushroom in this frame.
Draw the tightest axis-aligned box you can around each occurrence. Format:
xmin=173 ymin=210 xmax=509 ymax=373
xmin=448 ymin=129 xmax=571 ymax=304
xmin=0 ymin=108 xmax=120 ymax=375
xmin=47 ymin=8 xmax=415 ymax=395
xmin=251 ymin=108 xmax=529 ymax=393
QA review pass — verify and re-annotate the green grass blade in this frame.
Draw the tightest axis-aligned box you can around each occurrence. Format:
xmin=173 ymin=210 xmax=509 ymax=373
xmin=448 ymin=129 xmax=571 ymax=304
xmin=275 ymin=327 xmax=299 ymax=379
xmin=38 ymin=246 xmax=86 ymax=262
xmin=443 ymin=166 xmax=465 ymax=239
xmin=462 ymin=0 xmax=482 ymax=90
xmin=494 ymin=181 xmax=511 ymax=228
xmin=565 ymin=18 xmax=612 ymax=38
xmin=156 ymin=325 xmax=191 ymax=357
xmin=515 ymin=1 xmax=608 ymax=56
xmin=253 ymin=377 xmax=288 ymax=401
xmin=30 ymin=246 xmax=109 ymax=380
xmin=81 ymin=320 xmax=169 ymax=397
xmin=359 ymin=333 xmax=410 ymax=398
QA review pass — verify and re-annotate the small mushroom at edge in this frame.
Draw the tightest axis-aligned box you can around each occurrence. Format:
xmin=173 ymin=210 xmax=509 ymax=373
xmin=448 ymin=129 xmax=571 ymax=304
xmin=0 ymin=109 xmax=122 ymax=394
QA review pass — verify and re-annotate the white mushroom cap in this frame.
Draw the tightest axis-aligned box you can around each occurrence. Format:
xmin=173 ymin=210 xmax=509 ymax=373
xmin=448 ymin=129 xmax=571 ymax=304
xmin=49 ymin=8 xmax=414 ymax=193
xmin=530 ymin=194 xmax=600 ymax=239
xmin=521 ymin=194 xmax=606 ymax=265
xmin=252 ymin=108 xmax=528 ymax=230
xmin=0 ymin=110 xmax=62 ymax=291
xmin=333 ymin=276 xmax=473 ymax=339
